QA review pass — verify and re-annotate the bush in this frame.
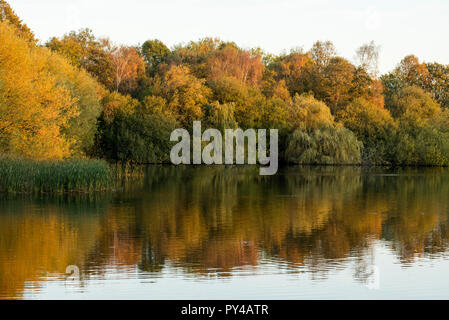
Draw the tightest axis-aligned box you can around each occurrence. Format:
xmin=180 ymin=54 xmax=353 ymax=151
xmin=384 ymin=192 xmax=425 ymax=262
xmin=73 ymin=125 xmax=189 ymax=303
xmin=393 ymin=122 xmax=449 ymax=166
xmin=96 ymin=109 xmax=178 ymax=164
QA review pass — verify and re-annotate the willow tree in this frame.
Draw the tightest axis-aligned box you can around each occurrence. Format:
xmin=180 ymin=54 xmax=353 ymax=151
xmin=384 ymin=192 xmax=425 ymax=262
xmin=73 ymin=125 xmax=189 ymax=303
xmin=285 ymin=95 xmax=362 ymax=164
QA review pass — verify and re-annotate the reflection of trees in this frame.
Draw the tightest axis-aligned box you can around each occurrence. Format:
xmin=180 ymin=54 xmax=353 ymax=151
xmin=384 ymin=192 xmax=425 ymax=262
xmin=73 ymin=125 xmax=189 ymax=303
xmin=379 ymin=168 xmax=449 ymax=262
xmin=127 ymin=166 xmax=449 ymax=276
xmin=0 ymin=194 xmax=109 ymax=299
xmin=134 ymin=166 xmax=377 ymax=275
xmin=1 ymin=166 xmax=449 ymax=298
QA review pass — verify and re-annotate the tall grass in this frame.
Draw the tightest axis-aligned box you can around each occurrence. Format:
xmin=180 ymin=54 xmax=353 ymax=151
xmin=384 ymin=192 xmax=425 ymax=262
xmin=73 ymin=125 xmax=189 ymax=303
xmin=0 ymin=158 xmax=112 ymax=194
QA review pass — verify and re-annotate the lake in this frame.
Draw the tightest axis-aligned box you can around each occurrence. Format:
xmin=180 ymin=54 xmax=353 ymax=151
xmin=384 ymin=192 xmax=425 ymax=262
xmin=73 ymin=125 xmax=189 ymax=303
xmin=1 ymin=166 xmax=449 ymax=300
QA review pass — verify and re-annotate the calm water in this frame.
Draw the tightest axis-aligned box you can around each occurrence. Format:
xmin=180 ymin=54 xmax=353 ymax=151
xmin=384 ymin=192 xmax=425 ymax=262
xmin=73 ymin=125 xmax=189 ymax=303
xmin=1 ymin=166 xmax=449 ymax=300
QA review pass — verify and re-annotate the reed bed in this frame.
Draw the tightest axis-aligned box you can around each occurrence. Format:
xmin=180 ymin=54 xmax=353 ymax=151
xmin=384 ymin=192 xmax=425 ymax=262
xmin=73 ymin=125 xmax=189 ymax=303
xmin=0 ymin=158 xmax=112 ymax=194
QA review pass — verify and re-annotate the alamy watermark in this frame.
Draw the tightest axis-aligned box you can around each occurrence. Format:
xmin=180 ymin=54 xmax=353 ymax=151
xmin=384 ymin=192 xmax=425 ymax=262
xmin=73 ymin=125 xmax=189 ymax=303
xmin=170 ymin=121 xmax=279 ymax=175
xmin=65 ymin=265 xmax=80 ymax=281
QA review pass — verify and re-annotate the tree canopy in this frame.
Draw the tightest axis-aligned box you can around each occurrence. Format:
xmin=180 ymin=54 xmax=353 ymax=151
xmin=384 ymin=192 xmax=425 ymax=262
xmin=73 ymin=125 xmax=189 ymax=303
xmin=1 ymin=0 xmax=449 ymax=166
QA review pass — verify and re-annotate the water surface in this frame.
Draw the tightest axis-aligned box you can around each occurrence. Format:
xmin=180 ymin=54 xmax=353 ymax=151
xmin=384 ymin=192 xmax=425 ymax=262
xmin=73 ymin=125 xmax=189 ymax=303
xmin=1 ymin=166 xmax=449 ymax=299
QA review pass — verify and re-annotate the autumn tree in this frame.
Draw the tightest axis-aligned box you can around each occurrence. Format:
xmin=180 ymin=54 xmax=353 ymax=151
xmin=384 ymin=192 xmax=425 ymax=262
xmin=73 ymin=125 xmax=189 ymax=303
xmin=310 ymin=40 xmax=336 ymax=70
xmin=152 ymin=65 xmax=211 ymax=127
xmin=99 ymin=91 xmax=139 ymax=125
xmin=261 ymin=70 xmax=291 ymax=102
xmin=383 ymin=55 xmax=449 ymax=110
xmin=355 ymin=41 xmax=380 ymax=79
xmin=426 ymin=62 xmax=449 ymax=109
xmin=169 ymin=38 xmax=223 ymax=79
xmin=270 ymin=42 xmax=383 ymax=113
xmin=269 ymin=50 xmax=314 ymax=96
xmin=3 ymin=2 xmax=449 ymax=167
xmin=388 ymin=86 xmax=441 ymax=121
xmin=259 ymin=97 xmax=291 ymax=137
xmin=46 ymin=29 xmax=115 ymax=89
xmin=337 ymin=98 xmax=396 ymax=164
xmin=0 ymin=0 xmax=35 ymax=43
xmin=382 ymin=55 xmax=431 ymax=106
xmin=206 ymin=43 xmax=265 ymax=86
xmin=109 ymin=45 xmax=146 ymax=95
xmin=0 ymin=22 xmax=76 ymax=159
xmin=396 ymin=55 xmax=431 ymax=89
xmin=317 ymin=57 xmax=356 ymax=113
xmin=311 ymin=57 xmax=384 ymax=113
xmin=208 ymin=76 xmax=265 ymax=128
xmin=41 ymin=49 xmax=106 ymax=155
xmin=351 ymin=67 xmax=385 ymax=108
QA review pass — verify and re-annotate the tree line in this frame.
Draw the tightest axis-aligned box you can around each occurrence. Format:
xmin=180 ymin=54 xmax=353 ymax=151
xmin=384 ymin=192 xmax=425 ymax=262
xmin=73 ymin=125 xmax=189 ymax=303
xmin=1 ymin=0 xmax=449 ymax=165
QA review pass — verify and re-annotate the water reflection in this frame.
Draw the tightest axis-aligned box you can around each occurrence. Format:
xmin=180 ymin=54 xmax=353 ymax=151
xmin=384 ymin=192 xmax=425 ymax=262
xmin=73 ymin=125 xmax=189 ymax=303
xmin=1 ymin=166 xmax=449 ymax=299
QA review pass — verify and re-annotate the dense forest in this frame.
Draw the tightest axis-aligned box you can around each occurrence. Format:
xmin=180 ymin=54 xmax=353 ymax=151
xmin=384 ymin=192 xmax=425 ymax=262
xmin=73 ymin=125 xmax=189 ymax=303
xmin=1 ymin=0 xmax=449 ymax=166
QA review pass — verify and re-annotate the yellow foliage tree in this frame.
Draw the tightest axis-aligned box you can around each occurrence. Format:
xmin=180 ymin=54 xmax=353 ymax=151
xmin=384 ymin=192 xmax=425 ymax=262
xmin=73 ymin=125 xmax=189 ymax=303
xmin=40 ymin=48 xmax=106 ymax=155
xmin=288 ymin=94 xmax=336 ymax=130
xmin=152 ymin=65 xmax=211 ymax=126
xmin=0 ymin=21 xmax=77 ymax=159
xmin=0 ymin=0 xmax=36 ymax=43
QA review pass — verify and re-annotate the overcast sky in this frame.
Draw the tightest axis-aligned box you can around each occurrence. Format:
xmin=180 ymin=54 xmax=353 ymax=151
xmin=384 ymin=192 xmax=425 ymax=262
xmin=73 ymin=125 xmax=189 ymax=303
xmin=8 ymin=0 xmax=449 ymax=74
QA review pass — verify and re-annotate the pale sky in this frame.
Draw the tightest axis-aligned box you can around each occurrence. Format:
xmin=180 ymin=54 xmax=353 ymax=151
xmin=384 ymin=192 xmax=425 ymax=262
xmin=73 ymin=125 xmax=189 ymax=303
xmin=8 ymin=0 xmax=449 ymax=74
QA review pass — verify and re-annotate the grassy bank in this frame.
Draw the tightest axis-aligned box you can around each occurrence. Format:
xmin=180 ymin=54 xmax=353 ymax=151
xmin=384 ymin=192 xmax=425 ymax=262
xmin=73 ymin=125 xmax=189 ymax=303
xmin=0 ymin=158 xmax=112 ymax=194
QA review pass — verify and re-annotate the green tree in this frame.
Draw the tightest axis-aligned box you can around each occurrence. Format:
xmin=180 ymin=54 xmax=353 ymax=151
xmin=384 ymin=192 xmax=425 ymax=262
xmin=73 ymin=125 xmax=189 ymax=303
xmin=393 ymin=122 xmax=449 ymax=166
xmin=285 ymin=127 xmax=362 ymax=165
xmin=202 ymin=102 xmax=238 ymax=131
xmin=284 ymin=94 xmax=362 ymax=164
xmin=142 ymin=39 xmax=171 ymax=76
xmin=386 ymin=86 xmax=449 ymax=165
xmin=96 ymin=95 xmax=178 ymax=164
xmin=208 ymin=76 xmax=265 ymax=128
xmin=337 ymin=98 xmax=397 ymax=164
xmin=388 ymin=86 xmax=441 ymax=122
xmin=288 ymin=94 xmax=335 ymax=130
